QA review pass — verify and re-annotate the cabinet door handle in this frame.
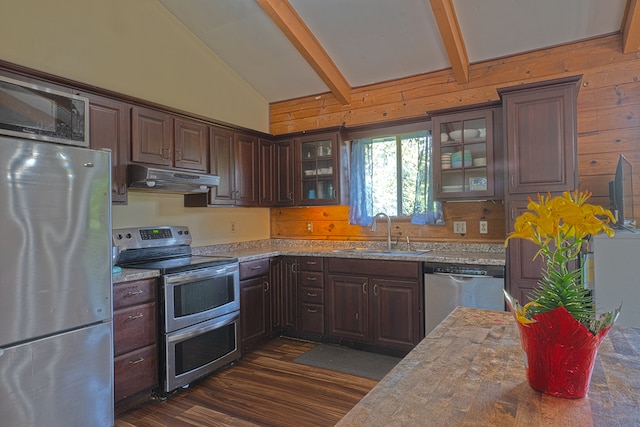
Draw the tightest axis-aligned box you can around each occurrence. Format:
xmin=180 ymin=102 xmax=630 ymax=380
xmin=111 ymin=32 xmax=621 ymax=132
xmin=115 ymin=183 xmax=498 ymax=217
xmin=264 ymin=281 xmax=270 ymax=292
xmin=510 ymin=175 xmax=516 ymax=188
xmin=127 ymin=313 xmax=144 ymax=321
xmin=250 ymin=265 xmax=263 ymax=271
xmin=306 ymin=261 xmax=317 ymax=265
xmin=511 ymin=208 xmax=515 ymax=221
xmin=126 ymin=289 xmax=144 ymax=297
xmin=291 ymin=263 xmax=298 ymax=274
xmin=306 ymin=276 xmax=317 ymax=281
xmin=289 ymin=192 xmax=294 ymax=200
xmin=175 ymin=149 xmax=182 ymax=161
xmin=306 ymin=291 xmax=318 ymax=297
xmin=373 ymin=284 xmax=379 ymax=296
xmin=306 ymin=308 xmax=318 ymax=313
xmin=362 ymin=283 xmax=367 ymax=294
xmin=120 ymin=183 xmax=127 ymax=195
xmin=162 ymin=148 xmax=171 ymax=159
xmin=128 ymin=357 xmax=145 ymax=365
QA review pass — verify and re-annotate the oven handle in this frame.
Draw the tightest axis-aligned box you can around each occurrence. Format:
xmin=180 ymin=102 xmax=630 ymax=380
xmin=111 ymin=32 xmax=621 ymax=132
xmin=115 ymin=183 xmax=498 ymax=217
xmin=166 ymin=310 xmax=239 ymax=344
xmin=164 ymin=263 xmax=239 ymax=285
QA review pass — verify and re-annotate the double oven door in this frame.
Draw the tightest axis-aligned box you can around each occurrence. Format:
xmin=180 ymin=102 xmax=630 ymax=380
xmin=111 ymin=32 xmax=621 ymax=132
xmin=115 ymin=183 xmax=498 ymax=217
xmin=162 ymin=262 xmax=241 ymax=393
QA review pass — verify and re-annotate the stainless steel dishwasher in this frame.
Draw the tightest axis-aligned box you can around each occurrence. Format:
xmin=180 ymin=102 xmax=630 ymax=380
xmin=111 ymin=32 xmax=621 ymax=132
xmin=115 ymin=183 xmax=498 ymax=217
xmin=424 ymin=262 xmax=505 ymax=334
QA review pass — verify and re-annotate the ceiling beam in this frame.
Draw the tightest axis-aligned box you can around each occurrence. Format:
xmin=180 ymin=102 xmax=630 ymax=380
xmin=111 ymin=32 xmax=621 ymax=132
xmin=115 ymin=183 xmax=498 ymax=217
xmin=429 ymin=0 xmax=469 ymax=84
xmin=622 ymin=0 xmax=640 ymax=53
xmin=256 ymin=0 xmax=351 ymax=105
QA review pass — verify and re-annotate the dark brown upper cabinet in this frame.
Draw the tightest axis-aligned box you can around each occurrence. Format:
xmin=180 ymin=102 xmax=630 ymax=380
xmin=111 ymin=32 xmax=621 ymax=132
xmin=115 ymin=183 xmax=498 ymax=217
xmin=259 ymin=138 xmax=276 ymax=207
xmin=432 ymin=106 xmax=502 ymax=201
xmin=131 ymin=106 xmax=173 ymax=167
xmin=173 ymin=118 xmax=208 ymax=172
xmin=85 ymin=93 xmax=131 ymax=204
xmin=132 ymin=106 xmax=207 ymax=171
xmin=500 ymin=77 xmax=580 ymax=196
xmin=275 ymin=139 xmax=295 ymax=206
xmin=295 ymin=132 xmax=340 ymax=206
xmin=209 ymin=127 xmax=259 ymax=206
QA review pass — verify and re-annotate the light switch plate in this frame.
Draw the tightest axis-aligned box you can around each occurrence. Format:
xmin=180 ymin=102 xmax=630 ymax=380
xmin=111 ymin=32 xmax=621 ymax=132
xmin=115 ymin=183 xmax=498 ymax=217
xmin=453 ymin=221 xmax=466 ymax=234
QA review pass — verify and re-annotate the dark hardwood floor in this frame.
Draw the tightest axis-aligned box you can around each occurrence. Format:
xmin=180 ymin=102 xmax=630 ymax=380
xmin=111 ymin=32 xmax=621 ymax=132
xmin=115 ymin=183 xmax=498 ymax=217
xmin=115 ymin=338 xmax=377 ymax=427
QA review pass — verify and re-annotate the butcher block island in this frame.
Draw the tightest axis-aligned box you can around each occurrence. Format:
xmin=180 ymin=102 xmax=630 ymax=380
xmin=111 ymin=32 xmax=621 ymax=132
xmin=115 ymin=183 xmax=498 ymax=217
xmin=337 ymin=307 xmax=640 ymax=427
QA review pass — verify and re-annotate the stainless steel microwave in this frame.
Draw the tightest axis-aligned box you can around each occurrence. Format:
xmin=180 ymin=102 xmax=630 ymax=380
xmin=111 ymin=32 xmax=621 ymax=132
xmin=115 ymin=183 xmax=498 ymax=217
xmin=0 ymin=75 xmax=89 ymax=147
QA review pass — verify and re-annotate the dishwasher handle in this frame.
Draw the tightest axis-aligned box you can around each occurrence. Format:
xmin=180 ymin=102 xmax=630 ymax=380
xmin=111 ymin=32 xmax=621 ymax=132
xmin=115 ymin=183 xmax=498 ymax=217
xmin=433 ymin=272 xmax=495 ymax=280
xmin=424 ymin=262 xmax=504 ymax=278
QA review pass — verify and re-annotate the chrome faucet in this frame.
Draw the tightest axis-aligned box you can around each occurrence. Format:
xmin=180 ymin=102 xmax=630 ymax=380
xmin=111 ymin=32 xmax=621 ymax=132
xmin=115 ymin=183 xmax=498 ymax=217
xmin=371 ymin=212 xmax=392 ymax=250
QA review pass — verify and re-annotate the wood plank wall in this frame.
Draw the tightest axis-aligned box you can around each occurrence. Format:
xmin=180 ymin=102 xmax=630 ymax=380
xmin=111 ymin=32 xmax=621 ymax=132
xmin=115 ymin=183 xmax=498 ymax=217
xmin=269 ymin=34 xmax=640 ymax=243
xmin=271 ymin=203 xmax=505 ymax=244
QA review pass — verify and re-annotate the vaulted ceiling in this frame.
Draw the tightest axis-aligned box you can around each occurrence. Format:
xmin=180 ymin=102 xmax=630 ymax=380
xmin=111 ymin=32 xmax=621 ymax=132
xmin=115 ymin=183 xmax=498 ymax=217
xmin=158 ymin=0 xmax=639 ymax=104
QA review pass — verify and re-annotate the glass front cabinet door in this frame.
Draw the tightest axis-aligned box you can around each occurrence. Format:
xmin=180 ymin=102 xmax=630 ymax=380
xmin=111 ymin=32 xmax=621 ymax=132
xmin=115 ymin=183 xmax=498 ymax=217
xmin=432 ymin=109 xmax=499 ymax=200
xmin=296 ymin=133 xmax=339 ymax=205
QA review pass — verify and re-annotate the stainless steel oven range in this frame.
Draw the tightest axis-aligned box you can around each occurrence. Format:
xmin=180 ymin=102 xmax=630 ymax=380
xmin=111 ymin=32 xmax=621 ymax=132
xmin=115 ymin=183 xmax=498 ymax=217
xmin=113 ymin=225 xmax=240 ymax=394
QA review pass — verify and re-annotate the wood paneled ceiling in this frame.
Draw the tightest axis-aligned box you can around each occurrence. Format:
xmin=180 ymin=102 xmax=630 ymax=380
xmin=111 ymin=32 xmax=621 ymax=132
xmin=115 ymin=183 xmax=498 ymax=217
xmin=158 ymin=0 xmax=639 ymax=105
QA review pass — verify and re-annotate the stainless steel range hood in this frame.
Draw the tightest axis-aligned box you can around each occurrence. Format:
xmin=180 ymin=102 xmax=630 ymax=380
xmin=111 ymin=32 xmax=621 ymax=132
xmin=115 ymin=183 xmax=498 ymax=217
xmin=128 ymin=164 xmax=220 ymax=194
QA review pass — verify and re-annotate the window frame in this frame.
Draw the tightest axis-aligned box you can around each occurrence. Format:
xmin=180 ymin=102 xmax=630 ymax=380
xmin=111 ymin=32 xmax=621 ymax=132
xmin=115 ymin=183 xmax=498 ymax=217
xmin=346 ymin=119 xmax=433 ymax=220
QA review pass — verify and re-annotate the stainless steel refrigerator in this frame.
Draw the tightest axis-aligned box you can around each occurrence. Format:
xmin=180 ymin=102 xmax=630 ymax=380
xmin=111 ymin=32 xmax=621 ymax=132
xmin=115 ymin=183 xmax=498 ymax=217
xmin=0 ymin=135 xmax=114 ymax=427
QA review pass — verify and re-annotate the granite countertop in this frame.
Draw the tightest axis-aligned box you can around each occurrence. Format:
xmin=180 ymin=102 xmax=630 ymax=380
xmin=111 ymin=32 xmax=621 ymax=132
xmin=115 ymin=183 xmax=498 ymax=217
xmin=336 ymin=306 xmax=640 ymax=426
xmin=193 ymin=239 xmax=506 ymax=265
xmin=112 ymin=268 xmax=159 ymax=284
xmin=113 ymin=240 xmax=505 ymax=283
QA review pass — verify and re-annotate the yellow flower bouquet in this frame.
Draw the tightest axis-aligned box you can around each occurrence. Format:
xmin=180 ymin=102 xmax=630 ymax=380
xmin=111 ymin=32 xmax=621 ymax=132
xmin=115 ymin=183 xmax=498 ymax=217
xmin=504 ymin=190 xmax=620 ymax=398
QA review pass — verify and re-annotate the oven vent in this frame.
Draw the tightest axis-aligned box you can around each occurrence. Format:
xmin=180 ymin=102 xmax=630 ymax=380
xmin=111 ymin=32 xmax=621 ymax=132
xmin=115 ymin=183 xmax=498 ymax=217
xmin=128 ymin=164 xmax=220 ymax=194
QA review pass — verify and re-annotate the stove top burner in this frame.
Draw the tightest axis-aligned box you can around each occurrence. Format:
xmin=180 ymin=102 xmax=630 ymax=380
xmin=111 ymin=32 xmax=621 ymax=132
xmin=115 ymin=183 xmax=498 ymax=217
xmin=120 ymin=255 xmax=238 ymax=275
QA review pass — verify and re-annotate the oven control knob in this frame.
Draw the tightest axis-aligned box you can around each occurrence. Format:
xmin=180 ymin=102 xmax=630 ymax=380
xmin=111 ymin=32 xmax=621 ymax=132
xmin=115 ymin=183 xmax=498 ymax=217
xmin=126 ymin=233 xmax=132 ymax=239
xmin=115 ymin=234 xmax=123 ymax=240
xmin=178 ymin=230 xmax=183 ymax=235
xmin=184 ymin=230 xmax=189 ymax=235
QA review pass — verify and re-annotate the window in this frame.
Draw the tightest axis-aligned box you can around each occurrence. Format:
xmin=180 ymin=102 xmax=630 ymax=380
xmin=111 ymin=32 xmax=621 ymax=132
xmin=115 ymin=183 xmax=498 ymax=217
xmin=348 ymin=129 xmax=444 ymax=226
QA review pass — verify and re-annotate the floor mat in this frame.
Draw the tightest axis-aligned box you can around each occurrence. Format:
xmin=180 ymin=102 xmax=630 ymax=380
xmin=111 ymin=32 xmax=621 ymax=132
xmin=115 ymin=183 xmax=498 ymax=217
xmin=293 ymin=344 xmax=402 ymax=380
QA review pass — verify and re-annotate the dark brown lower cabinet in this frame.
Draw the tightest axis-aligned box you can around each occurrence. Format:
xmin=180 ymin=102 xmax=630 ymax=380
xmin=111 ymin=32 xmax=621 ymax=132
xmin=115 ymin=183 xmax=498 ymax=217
xmin=326 ymin=258 xmax=423 ymax=352
xmin=240 ymin=259 xmax=271 ymax=354
xmin=296 ymin=257 xmax=325 ymax=335
xmin=113 ymin=277 xmax=158 ymax=412
xmin=270 ymin=256 xmax=298 ymax=334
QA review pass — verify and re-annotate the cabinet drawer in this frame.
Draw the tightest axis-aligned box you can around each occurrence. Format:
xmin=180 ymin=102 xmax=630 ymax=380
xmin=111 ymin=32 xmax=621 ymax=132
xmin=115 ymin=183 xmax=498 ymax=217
xmin=298 ymin=272 xmax=323 ymax=288
xmin=114 ymin=344 xmax=158 ymax=402
xmin=240 ymin=258 xmax=270 ymax=280
xmin=327 ymin=258 xmax=420 ymax=280
xmin=298 ymin=256 xmax=323 ymax=272
xmin=299 ymin=286 xmax=324 ymax=304
xmin=299 ymin=304 xmax=324 ymax=334
xmin=114 ymin=302 xmax=157 ymax=356
xmin=113 ymin=278 xmax=157 ymax=309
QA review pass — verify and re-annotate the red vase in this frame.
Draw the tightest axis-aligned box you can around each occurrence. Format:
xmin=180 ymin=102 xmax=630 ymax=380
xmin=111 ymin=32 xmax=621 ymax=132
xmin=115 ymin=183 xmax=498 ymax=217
xmin=515 ymin=306 xmax=610 ymax=398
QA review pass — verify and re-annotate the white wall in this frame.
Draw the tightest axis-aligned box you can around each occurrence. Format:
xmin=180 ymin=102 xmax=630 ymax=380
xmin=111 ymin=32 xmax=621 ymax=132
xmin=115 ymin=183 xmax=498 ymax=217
xmin=0 ymin=0 xmax=269 ymax=133
xmin=113 ymin=192 xmax=271 ymax=247
xmin=1 ymin=0 xmax=273 ymax=244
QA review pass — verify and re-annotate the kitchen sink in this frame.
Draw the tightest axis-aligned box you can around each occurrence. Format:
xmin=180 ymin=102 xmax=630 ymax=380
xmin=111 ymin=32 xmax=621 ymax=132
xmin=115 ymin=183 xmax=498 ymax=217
xmin=331 ymin=248 xmax=430 ymax=256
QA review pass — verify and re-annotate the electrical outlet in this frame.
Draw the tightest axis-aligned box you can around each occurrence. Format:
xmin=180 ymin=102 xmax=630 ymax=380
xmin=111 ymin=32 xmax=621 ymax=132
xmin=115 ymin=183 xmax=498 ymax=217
xmin=453 ymin=221 xmax=466 ymax=234
xmin=230 ymin=221 xmax=236 ymax=233
xmin=480 ymin=220 xmax=488 ymax=234
xmin=306 ymin=221 xmax=313 ymax=232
